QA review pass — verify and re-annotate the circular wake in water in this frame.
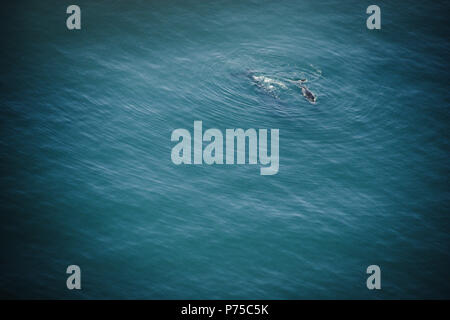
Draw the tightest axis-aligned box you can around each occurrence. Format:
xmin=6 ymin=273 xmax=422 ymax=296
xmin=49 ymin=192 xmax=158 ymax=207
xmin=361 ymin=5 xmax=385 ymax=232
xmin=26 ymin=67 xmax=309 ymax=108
xmin=189 ymin=44 xmax=325 ymax=123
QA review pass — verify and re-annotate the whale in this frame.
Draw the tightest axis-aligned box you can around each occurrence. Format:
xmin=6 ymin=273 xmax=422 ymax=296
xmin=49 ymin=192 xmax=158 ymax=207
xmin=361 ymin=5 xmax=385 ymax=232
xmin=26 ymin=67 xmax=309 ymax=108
xmin=247 ymin=72 xmax=317 ymax=104
xmin=288 ymin=79 xmax=317 ymax=104
xmin=300 ymin=85 xmax=316 ymax=104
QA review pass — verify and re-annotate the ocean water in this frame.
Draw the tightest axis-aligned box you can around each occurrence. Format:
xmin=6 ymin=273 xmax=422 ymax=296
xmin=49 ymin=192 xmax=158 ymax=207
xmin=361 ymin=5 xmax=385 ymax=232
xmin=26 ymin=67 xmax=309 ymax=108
xmin=0 ymin=0 xmax=449 ymax=299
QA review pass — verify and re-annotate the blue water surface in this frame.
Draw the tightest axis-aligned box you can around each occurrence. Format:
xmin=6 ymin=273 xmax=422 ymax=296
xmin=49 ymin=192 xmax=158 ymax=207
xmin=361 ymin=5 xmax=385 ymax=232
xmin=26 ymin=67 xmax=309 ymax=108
xmin=0 ymin=0 xmax=449 ymax=299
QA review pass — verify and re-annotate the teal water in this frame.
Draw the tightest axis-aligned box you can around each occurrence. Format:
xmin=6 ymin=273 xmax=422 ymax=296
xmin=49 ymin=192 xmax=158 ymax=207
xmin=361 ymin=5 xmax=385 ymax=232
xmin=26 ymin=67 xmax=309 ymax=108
xmin=1 ymin=0 xmax=449 ymax=299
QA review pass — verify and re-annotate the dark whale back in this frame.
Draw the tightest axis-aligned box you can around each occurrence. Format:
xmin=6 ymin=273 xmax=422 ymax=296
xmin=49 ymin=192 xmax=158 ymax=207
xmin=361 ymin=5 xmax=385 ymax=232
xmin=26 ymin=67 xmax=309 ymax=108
xmin=301 ymin=86 xmax=316 ymax=103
